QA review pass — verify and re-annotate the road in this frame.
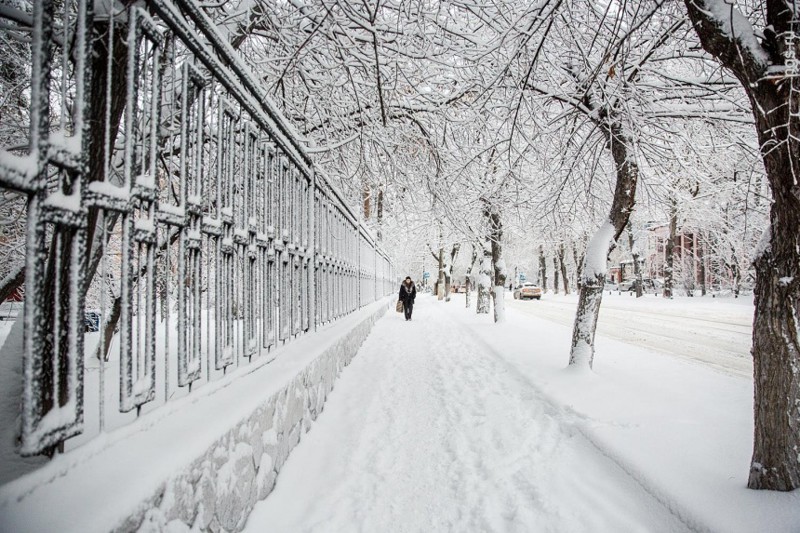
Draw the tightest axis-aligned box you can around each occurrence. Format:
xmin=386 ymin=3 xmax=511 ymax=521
xmin=505 ymin=291 xmax=754 ymax=378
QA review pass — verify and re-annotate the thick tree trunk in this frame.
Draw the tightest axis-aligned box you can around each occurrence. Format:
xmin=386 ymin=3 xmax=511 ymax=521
xmin=684 ymin=0 xmax=800 ymax=491
xmin=750 ymin=224 xmax=800 ymax=491
xmin=663 ymin=199 xmax=677 ymax=298
xmin=569 ymin=119 xmax=638 ymax=368
xmin=569 ymin=273 xmax=605 ymax=366
xmin=747 ymin=106 xmax=800 ymax=489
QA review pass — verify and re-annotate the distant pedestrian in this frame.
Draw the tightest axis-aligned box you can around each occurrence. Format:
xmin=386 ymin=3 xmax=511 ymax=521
xmin=399 ymin=276 xmax=417 ymax=321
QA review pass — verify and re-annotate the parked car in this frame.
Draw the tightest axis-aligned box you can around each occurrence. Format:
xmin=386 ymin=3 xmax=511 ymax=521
xmin=513 ymin=283 xmax=542 ymax=300
xmin=618 ymin=279 xmax=661 ymax=293
xmin=617 ymin=280 xmax=635 ymax=292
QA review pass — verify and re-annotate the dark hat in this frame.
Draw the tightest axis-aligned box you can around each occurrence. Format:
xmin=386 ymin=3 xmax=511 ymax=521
xmin=404 ymin=276 xmax=412 ymax=280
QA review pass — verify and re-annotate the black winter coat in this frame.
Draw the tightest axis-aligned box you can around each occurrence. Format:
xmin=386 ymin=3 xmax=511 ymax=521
xmin=399 ymin=282 xmax=416 ymax=304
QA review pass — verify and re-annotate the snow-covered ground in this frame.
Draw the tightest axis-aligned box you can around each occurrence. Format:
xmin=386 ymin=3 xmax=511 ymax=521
xmin=245 ymin=292 xmax=799 ymax=532
xmin=507 ymin=291 xmax=754 ymax=377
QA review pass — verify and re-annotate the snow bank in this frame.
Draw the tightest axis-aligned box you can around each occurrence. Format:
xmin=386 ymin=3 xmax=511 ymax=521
xmin=0 ymin=299 xmax=391 ymax=533
xmin=466 ymin=296 xmax=800 ymax=532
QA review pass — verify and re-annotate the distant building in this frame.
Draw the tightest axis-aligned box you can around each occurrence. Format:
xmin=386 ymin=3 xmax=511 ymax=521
xmin=609 ymin=223 xmax=713 ymax=290
xmin=645 ymin=223 xmax=709 ymax=287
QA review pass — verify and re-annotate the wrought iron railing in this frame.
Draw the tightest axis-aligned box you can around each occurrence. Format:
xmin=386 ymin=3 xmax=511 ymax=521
xmin=0 ymin=0 xmax=394 ymax=457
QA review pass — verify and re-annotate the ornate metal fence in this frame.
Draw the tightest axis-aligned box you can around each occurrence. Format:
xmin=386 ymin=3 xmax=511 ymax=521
xmin=0 ymin=0 xmax=394 ymax=457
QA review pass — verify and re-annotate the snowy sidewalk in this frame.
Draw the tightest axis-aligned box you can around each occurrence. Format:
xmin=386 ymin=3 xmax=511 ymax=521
xmin=245 ymin=295 xmax=711 ymax=532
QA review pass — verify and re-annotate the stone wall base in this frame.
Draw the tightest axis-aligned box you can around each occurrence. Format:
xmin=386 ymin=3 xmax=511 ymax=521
xmin=0 ymin=300 xmax=390 ymax=533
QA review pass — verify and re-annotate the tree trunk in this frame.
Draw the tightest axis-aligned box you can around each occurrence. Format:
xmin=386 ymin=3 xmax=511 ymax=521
xmin=684 ymin=0 xmax=800 ymax=491
xmin=628 ymin=225 xmax=643 ymax=298
xmin=572 ymin=242 xmax=584 ymax=291
xmin=443 ymin=243 xmax=460 ymax=303
xmin=538 ymin=245 xmax=547 ymax=292
xmin=362 ymin=181 xmax=371 ymax=220
xmin=698 ymin=234 xmax=707 ymax=296
xmin=437 ymin=246 xmax=444 ymax=301
xmin=443 ymin=261 xmax=451 ymax=302
xmin=751 ymin=235 xmax=800 ymax=490
xmin=552 ymin=256 xmax=559 ymax=295
xmin=663 ymin=199 xmax=677 ymax=298
xmin=376 ymin=188 xmax=383 ymax=241
xmin=731 ymin=257 xmax=741 ymax=298
xmin=569 ymin=273 xmax=605 ymax=366
xmin=559 ymin=243 xmax=569 ymax=295
xmin=81 ymin=20 xmax=131 ymax=292
xmin=465 ymin=246 xmax=477 ymax=308
xmin=486 ymin=205 xmax=505 ymax=323
xmin=569 ymin=118 xmax=638 ymax=368
xmin=476 ymin=243 xmax=491 ymax=314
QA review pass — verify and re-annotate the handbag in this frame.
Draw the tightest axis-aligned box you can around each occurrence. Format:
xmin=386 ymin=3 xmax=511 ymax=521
xmin=396 ymin=300 xmax=403 ymax=313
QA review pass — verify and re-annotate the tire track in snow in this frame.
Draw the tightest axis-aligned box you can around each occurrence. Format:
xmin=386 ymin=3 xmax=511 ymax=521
xmin=506 ymin=297 xmax=752 ymax=378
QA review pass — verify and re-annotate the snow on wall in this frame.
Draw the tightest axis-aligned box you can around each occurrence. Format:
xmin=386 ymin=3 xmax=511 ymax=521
xmin=0 ymin=300 xmax=390 ymax=533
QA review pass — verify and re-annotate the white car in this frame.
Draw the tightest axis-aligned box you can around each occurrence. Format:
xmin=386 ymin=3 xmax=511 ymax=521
xmin=513 ymin=283 xmax=543 ymax=300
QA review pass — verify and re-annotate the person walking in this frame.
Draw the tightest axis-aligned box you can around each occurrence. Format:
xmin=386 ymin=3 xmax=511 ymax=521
xmin=399 ymin=276 xmax=417 ymax=321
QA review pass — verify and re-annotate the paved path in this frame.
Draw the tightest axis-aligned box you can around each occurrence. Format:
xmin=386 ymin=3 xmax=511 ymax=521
xmin=244 ymin=296 xmax=690 ymax=532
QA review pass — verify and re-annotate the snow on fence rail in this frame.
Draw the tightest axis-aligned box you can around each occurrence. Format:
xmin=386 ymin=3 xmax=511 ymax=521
xmin=0 ymin=0 xmax=393 ymax=458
